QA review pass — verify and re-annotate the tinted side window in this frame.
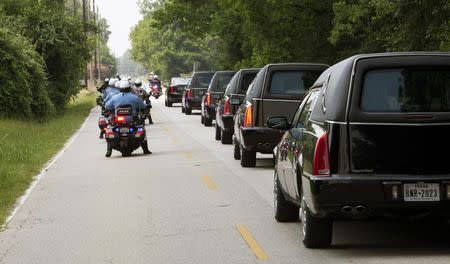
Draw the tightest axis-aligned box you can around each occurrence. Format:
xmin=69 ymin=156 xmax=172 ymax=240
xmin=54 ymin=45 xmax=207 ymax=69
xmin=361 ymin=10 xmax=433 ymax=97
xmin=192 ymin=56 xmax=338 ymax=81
xmin=269 ymin=71 xmax=320 ymax=95
xmin=192 ymin=74 xmax=214 ymax=88
xmin=296 ymin=91 xmax=319 ymax=128
xmin=361 ymin=67 xmax=450 ymax=112
xmin=240 ymin=72 xmax=258 ymax=93
xmin=217 ymin=75 xmax=234 ymax=92
xmin=225 ymin=73 xmax=239 ymax=95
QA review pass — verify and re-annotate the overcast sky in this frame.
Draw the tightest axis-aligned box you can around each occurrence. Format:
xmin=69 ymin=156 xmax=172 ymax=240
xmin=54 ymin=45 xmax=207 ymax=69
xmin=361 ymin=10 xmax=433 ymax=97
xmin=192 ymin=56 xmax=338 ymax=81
xmin=97 ymin=0 xmax=142 ymax=57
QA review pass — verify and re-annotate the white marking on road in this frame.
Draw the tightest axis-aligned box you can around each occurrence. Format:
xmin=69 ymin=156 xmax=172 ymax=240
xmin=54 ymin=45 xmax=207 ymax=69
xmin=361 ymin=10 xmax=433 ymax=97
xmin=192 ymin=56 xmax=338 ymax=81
xmin=2 ymin=109 xmax=95 ymax=229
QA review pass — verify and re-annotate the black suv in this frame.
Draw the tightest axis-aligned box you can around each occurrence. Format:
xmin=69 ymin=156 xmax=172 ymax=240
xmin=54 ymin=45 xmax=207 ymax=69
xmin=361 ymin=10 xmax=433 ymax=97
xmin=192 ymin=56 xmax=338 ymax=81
xmin=269 ymin=52 xmax=450 ymax=248
xmin=201 ymin=71 xmax=236 ymax=126
xmin=165 ymin=77 xmax=190 ymax=107
xmin=182 ymin=71 xmax=215 ymax=115
xmin=233 ymin=63 xmax=328 ymax=167
xmin=215 ymin=68 xmax=259 ymax=144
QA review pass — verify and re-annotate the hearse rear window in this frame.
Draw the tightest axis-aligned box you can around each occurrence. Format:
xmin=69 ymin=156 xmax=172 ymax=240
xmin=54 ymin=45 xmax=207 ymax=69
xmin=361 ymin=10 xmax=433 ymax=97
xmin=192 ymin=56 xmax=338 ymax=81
xmin=269 ymin=71 xmax=320 ymax=95
xmin=191 ymin=74 xmax=214 ymax=88
xmin=361 ymin=67 xmax=450 ymax=112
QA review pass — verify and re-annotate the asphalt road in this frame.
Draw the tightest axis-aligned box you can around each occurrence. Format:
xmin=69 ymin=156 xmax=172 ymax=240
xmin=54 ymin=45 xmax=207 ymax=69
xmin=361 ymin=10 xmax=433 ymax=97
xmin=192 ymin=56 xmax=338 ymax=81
xmin=1 ymin=97 xmax=450 ymax=264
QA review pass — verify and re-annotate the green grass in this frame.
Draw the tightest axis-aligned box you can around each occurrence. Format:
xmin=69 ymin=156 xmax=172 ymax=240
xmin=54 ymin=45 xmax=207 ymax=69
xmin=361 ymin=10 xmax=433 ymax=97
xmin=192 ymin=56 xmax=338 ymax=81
xmin=0 ymin=91 xmax=96 ymax=225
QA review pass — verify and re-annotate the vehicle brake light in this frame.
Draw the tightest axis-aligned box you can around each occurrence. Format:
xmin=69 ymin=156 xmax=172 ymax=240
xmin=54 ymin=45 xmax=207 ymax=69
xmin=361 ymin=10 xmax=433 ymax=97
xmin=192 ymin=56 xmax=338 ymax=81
xmin=224 ymin=98 xmax=231 ymax=115
xmin=187 ymin=89 xmax=192 ymax=98
xmin=207 ymin=93 xmax=211 ymax=106
xmin=115 ymin=116 xmax=125 ymax=123
xmin=243 ymin=103 xmax=253 ymax=127
xmin=170 ymin=86 xmax=175 ymax=93
xmin=312 ymin=133 xmax=330 ymax=177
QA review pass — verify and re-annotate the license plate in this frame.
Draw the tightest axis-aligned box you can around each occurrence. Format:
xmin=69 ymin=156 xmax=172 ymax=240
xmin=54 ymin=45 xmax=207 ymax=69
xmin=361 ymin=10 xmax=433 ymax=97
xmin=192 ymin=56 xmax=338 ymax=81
xmin=120 ymin=128 xmax=129 ymax=133
xmin=403 ymin=183 xmax=440 ymax=202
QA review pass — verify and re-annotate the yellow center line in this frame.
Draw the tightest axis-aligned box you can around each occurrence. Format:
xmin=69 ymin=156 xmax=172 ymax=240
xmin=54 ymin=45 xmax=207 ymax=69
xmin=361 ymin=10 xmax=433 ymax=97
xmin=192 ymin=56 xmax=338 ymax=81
xmin=184 ymin=151 xmax=193 ymax=160
xmin=202 ymin=175 xmax=217 ymax=191
xmin=236 ymin=224 xmax=268 ymax=261
xmin=163 ymin=127 xmax=169 ymax=133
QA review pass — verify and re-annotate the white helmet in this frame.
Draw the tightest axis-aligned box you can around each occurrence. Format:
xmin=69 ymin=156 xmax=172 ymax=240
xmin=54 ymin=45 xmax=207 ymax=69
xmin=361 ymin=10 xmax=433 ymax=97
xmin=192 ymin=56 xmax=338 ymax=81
xmin=119 ymin=80 xmax=131 ymax=90
xmin=154 ymin=75 xmax=158 ymax=79
xmin=114 ymin=80 xmax=121 ymax=88
xmin=109 ymin=78 xmax=118 ymax=86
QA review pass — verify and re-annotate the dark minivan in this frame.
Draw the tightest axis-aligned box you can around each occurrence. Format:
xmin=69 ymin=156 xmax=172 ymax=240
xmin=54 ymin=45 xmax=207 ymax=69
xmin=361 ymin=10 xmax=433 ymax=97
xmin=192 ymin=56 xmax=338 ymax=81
xmin=215 ymin=68 xmax=259 ymax=144
xmin=233 ymin=63 xmax=328 ymax=167
xmin=269 ymin=52 xmax=450 ymax=248
xmin=201 ymin=71 xmax=236 ymax=126
xmin=182 ymin=71 xmax=215 ymax=115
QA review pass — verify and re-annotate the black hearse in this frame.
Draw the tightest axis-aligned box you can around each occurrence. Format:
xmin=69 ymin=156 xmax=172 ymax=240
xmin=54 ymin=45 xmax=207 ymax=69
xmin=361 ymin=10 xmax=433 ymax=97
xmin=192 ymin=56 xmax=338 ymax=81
xmin=233 ymin=63 xmax=328 ymax=167
xmin=269 ymin=52 xmax=450 ymax=248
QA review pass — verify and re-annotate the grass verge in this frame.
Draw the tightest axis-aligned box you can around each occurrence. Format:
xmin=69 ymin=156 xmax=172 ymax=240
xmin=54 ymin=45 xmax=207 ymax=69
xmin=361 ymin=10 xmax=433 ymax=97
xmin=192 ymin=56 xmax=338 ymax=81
xmin=0 ymin=91 xmax=96 ymax=225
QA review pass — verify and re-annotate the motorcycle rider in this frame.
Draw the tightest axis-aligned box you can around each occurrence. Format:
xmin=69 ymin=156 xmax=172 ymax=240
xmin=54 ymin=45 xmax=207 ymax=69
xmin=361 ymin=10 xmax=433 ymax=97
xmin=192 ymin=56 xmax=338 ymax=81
xmin=105 ymin=80 xmax=152 ymax=157
xmin=97 ymin=78 xmax=110 ymax=93
xmin=103 ymin=78 xmax=119 ymax=102
xmin=103 ymin=79 xmax=121 ymax=104
xmin=132 ymin=79 xmax=153 ymax=124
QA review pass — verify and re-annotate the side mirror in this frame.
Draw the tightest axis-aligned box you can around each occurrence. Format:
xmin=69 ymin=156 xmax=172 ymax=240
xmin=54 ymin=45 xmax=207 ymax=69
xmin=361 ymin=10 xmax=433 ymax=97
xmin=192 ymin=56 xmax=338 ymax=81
xmin=266 ymin=116 xmax=291 ymax=130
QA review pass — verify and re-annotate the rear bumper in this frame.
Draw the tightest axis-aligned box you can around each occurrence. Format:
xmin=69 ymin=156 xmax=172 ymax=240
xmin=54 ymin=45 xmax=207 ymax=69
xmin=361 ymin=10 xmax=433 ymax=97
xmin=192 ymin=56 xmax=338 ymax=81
xmin=186 ymin=98 xmax=202 ymax=109
xmin=239 ymin=127 xmax=285 ymax=154
xmin=217 ymin=114 xmax=234 ymax=132
xmin=167 ymin=94 xmax=182 ymax=102
xmin=304 ymin=175 xmax=450 ymax=219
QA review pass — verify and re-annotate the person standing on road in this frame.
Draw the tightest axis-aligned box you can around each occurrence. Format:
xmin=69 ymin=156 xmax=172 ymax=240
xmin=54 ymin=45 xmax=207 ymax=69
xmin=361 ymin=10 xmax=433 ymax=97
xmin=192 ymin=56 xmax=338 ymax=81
xmin=105 ymin=81 xmax=152 ymax=157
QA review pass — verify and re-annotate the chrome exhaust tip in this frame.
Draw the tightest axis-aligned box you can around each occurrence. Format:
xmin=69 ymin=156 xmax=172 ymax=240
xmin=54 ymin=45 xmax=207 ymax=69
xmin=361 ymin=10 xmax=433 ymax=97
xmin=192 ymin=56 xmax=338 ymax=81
xmin=354 ymin=205 xmax=367 ymax=214
xmin=341 ymin=206 xmax=353 ymax=214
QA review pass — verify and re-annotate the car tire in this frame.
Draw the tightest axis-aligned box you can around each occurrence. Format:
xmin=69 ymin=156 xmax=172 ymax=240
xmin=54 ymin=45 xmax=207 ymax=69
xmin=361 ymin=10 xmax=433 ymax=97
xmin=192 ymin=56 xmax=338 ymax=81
xmin=201 ymin=115 xmax=205 ymax=124
xmin=182 ymin=106 xmax=185 ymax=113
xmin=240 ymin=146 xmax=256 ymax=167
xmin=165 ymin=100 xmax=168 ymax=107
xmin=233 ymin=138 xmax=241 ymax=160
xmin=186 ymin=107 xmax=192 ymax=115
xmin=221 ymin=130 xmax=232 ymax=144
xmin=300 ymin=188 xmax=332 ymax=248
xmin=274 ymin=171 xmax=299 ymax=222
xmin=215 ymin=124 xmax=221 ymax=140
xmin=168 ymin=102 xmax=172 ymax=107
xmin=204 ymin=117 xmax=212 ymax=127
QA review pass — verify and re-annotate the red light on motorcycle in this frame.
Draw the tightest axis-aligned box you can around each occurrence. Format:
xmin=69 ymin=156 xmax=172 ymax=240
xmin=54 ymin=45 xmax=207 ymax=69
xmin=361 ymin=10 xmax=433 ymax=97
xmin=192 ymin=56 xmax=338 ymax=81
xmin=136 ymin=127 xmax=145 ymax=135
xmin=105 ymin=128 xmax=115 ymax=138
xmin=115 ymin=116 xmax=125 ymax=123
xmin=224 ymin=98 xmax=231 ymax=115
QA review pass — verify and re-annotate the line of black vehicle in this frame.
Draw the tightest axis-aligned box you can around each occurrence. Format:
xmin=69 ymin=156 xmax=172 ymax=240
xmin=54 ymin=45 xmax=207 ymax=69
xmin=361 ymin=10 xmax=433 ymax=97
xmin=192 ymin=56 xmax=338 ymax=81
xmin=165 ymin=52 xmax=450 ymax=249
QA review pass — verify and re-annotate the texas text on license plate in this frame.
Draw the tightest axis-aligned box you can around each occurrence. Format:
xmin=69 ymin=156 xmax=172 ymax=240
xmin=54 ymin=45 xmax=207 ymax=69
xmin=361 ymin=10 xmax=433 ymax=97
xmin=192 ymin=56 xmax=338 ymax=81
xmin=403 ymin=183 xmax=440 ymax=202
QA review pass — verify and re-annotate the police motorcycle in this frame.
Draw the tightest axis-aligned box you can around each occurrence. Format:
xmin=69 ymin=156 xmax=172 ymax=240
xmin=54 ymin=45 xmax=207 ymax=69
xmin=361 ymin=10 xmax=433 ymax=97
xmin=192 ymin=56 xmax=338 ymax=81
xmin=104 ymin=105 xmax=150 ymax=157
xmin=150 ymin=75 xmax=162 ymax=99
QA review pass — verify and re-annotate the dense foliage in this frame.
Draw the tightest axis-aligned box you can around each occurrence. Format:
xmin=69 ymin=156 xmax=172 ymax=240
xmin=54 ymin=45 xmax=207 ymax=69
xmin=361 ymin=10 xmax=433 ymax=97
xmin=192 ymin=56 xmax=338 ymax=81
xmin=131 ymin=0 xmax=450 ymax=80
xmin=0 ymin=0 xmax=115 ymax=121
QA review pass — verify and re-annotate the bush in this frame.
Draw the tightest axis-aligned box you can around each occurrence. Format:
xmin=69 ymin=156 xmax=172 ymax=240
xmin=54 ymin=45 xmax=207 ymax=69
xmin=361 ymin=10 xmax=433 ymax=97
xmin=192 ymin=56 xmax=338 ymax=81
xmin=0 ymin=26 xmax=55 ymax=121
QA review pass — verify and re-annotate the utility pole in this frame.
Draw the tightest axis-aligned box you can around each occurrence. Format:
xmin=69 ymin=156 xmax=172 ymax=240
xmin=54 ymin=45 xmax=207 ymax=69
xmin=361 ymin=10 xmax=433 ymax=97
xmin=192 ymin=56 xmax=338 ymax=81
xmin=82 ymin=0 xmax=88 ymax=89
xmin=96 ymin=5 xmax=101 ymax=81
xmin=88 ymin=0 xmax=94 ymax=88
xmin=93 ymin=0 xmax=98 ymax=83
